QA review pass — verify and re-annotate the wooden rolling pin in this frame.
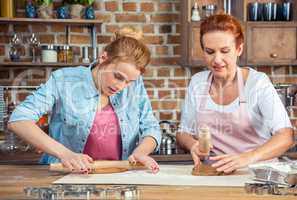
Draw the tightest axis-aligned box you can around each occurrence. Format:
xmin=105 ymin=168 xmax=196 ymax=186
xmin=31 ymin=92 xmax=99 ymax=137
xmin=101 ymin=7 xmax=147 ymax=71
xmin=49 ymin=160 xmax=146 ymax=174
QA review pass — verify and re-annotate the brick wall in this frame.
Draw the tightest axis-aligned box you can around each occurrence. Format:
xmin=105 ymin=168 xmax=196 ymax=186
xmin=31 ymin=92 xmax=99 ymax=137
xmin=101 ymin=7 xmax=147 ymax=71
xmin=0 ymin=0 xmax=297 ymax=129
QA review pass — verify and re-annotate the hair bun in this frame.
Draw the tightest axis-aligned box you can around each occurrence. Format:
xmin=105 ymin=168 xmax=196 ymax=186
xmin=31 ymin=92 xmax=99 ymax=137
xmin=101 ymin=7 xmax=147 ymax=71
xmin=113 ymin=26 xmax=143 ymax=41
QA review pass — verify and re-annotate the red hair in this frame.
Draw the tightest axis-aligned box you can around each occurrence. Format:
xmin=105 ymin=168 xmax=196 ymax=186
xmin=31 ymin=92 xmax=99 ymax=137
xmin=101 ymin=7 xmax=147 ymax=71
xmin=200 ymin=14 xmax=244 ymax=49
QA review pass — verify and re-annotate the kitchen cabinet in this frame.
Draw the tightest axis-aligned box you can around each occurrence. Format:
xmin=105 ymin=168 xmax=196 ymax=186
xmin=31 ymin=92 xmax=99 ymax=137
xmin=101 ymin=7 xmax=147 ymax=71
xmin=188 ymin=23 xmax=205 ymax=66
xmin=0 ymin=17 xmax=102 ymax=67
xmin=246 ymin=22 xmax=297 ymax=66
xmin=180 ymin=0 xmax=297 ymax=67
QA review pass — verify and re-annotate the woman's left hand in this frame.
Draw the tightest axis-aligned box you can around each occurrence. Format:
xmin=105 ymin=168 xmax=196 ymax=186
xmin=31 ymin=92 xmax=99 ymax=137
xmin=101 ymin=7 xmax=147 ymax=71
xmin=128 ymin=154 xmax=160 ymax=174
xmin=209 ymin=152 xmax=257 ymax=173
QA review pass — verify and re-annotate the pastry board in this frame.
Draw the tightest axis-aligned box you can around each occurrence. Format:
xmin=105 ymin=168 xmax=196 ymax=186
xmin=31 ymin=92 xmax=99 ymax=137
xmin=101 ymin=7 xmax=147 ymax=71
xmin=54 ymin=165 xmax=253 ymax=187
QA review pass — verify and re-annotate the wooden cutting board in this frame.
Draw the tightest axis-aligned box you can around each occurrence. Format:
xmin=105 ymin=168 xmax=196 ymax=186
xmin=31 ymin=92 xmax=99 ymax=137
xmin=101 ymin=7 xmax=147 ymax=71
xmin=49 ymin=160 xmax=146 ymax=174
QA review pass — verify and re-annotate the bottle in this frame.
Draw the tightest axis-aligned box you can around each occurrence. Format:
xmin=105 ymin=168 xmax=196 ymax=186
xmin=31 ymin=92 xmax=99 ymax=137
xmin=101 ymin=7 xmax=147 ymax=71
xmin=198 ymin=125 xmax=211 ymax=155
xmin=58 ymin=46 xmax=66 ymax=63
xmin=65 ymin=45 xmax=73 ymax=63
xmin=191 ymin=2 xmax=201 ymax=21
xmin=0 ymin=0 xmax=15 ymax=18
xmin=58 ymin=45 xmax=73 ymax=63
xmin=82 ymin=46 xmax=90 ymax=63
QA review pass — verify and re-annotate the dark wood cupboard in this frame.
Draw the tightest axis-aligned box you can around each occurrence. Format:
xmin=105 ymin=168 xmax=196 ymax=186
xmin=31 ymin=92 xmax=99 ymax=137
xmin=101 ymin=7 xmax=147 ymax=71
xmin=246 ymin=22 xmax=297 ymax=66
xmin=180 ymin=0 xmax=297 ymax=67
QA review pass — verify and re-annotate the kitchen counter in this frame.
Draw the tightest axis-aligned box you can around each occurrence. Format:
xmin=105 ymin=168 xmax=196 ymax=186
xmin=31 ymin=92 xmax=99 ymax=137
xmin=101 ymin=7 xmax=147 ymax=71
xmin=1 ymin=164 xmax=296 ymax=199
xmin=0 ymin=148 xmax=195 ymax=165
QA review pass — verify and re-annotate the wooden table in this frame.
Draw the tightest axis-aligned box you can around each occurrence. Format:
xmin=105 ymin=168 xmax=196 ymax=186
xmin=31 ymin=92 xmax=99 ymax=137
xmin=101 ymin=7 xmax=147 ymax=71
xmin=0 ymin=164 xmax=296 ymax=200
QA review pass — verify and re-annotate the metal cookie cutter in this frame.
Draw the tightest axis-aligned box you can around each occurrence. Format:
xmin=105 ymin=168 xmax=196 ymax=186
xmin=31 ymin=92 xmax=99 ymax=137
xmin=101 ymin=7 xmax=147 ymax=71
xmin=249 ymin=161 xmax=297 ymax=186
xmin=245 ymin=183 xmax=297 ymax=196
xmin=24 ymin=185 xmax=139 ymax=200
xmin=244 ymin=183 xmax=279 ymax=195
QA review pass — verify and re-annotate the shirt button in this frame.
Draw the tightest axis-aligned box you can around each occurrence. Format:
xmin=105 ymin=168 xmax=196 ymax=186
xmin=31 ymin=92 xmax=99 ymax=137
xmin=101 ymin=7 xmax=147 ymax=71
xmin=82 ymin=139 xmax=85 ymax=142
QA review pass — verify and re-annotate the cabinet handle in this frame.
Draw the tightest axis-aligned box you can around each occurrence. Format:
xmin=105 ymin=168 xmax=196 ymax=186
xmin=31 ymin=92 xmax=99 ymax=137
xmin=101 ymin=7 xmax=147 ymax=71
xmin=270 ymin=53 xmax=278 ymax=58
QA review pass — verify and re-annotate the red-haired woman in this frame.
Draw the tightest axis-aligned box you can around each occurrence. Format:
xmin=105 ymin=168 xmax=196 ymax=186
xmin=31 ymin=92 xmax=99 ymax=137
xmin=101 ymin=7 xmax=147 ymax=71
xmin=177 ymin=14 xmax=294 ymax=173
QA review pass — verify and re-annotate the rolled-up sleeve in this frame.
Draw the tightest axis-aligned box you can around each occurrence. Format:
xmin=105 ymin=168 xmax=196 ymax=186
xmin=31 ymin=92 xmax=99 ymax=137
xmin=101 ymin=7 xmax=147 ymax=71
xmin=9 ymin=72 xmax=59 ymax=123
xmin=138 ymin=78 xmax=161 ymax=151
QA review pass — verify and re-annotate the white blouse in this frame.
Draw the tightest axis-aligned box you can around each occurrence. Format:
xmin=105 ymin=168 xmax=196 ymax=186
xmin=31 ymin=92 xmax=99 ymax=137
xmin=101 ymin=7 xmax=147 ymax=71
xmin=179 ymin=67 xmax=292 ymax=140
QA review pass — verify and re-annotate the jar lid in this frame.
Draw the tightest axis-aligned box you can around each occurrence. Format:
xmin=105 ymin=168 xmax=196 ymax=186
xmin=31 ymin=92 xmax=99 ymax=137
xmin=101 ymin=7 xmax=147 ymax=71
xmin=202 ymin=4 xmax=216 ymax=10
xmin=59 ymin=45 xmax=72 ymax=50
xmin=42 ymin=44 xmax=57 ymax=50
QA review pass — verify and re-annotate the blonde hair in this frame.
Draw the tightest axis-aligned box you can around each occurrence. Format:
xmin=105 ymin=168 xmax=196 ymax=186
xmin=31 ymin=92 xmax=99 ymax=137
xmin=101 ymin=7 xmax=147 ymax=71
xmin=113 ymin=26 xmax=143 ymax=41
xmin=102 ymin=26 xmax=150 ymax=74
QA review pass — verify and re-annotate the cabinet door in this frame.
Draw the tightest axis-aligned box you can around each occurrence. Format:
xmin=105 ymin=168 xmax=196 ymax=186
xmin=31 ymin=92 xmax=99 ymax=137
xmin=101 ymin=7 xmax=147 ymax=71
xmin=246 ymin=25 xmax=297 ymax=65
xmin=189 ymin=24 xmax=205 ymax=66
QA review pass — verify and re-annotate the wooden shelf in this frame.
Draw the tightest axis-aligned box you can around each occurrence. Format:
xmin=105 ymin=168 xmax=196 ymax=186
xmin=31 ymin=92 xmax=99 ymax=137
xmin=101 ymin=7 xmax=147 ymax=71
xmin=246 ymin=21 xmax=297 ymax=27
xmin=0 ymin=17 xmax=100 ymax=63
xmin=0 ymin=62 xmax=91 ymax=67
xmin=0 ymin=17 xmax=102 ymax=26
xmin=188 ymin=21 xmax=297 ymax=27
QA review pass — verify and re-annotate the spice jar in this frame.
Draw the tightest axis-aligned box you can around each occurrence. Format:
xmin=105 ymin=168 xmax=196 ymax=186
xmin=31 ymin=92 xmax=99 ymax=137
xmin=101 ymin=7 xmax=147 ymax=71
xmin=41 ymin=44 xmax=57 ymax=63
xmin=201 ymin=4 xmax=217 ymax=19
xmin=58 ymin=46 xmax=66 ymax=63
xmin=58 ymin=45 xmax=73 ymax=63
xmin=65 ymin=45 xmax=73 ymax=63
xmin=0 ymin=0 xmax=15 ymax=17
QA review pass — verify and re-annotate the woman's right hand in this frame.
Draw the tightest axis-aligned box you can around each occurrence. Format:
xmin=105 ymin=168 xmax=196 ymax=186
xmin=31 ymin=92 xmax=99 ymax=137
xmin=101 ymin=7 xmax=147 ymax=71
xmin=190 ymin=141 xmax=210 ymax=168
xmin=59 ymin=150 xmax=94 ymax=173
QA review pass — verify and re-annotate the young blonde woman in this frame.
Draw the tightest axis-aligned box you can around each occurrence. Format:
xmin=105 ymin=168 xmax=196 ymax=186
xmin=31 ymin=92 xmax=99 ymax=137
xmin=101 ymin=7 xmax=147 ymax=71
xmin=177 ymin=14 xmax=294 ymax=173
xmin=8 ymin=27 xmax=161 ymax=174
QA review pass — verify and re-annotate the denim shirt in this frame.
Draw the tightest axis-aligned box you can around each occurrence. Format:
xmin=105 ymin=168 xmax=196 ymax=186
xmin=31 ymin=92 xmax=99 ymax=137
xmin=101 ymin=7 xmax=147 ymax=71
xmin=9 ymin=65 xmax=161 ymax=164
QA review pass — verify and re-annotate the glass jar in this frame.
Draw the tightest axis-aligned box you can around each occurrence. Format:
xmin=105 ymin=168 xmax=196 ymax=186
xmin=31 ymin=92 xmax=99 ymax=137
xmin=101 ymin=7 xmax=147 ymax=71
xmin=58 ymin=45 xmax=66 ymax=63
xmin=66 ymin=45 xmax=73 ymax=63
xmin=201 ymin=4 xmax=217 ymax=19
xmin=58 ymin=45 xmax=73 ymax=63
xmin=41 ymin=44 xmax=57 ymax=63
xmin=0 ymin=0 xmax=15 ymax=17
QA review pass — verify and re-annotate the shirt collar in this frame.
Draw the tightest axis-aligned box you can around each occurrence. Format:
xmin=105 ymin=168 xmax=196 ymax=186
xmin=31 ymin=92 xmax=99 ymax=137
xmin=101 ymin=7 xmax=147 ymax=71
xmin=85 ymin=62 xmax=121 ymax=107
xmin=85 ymin=62 xmax=100 ymax=99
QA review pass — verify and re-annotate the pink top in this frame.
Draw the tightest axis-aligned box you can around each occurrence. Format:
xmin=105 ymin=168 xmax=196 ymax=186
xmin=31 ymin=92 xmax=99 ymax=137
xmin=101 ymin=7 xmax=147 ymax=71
xmin=83 ymin=104 xmax=122 ymax=160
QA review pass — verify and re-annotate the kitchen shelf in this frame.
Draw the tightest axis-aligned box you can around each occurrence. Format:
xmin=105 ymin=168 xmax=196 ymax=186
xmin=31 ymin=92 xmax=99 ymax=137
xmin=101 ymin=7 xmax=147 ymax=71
xmin=180 ymin=0 xmax=297 ymax=67
xmin=246 ymin=21 xmax=297 ymax=27
xmin=0 ymin=17 xmax=102 ymax=62
xmin=0 ymin=17 xmax=102 ymax=26
xmin=0 ymin=62 xmax=91 ymax=67
xmin=188 ymin=21 xmax=297 ymax=27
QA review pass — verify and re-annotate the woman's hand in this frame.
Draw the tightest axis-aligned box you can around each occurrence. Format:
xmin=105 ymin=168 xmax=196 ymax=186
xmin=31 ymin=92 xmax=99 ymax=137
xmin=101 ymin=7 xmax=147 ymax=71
xmin=190 ymin=141 xmax=211 ymax=168
xmin=210 ymin=152 xmax=257 ymax=173
xmin=59 ymin=150 xmax=94 ymax=174
xmin=128 ymin=154 xmax=159 ymax=174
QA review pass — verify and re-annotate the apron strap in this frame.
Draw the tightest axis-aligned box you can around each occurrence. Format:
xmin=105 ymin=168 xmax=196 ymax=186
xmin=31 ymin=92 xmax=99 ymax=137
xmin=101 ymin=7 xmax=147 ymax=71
xmin=237 ymin=67 xmax=246 ymax=105
xmin=199 ymin=72 xmax=212 ymax=110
